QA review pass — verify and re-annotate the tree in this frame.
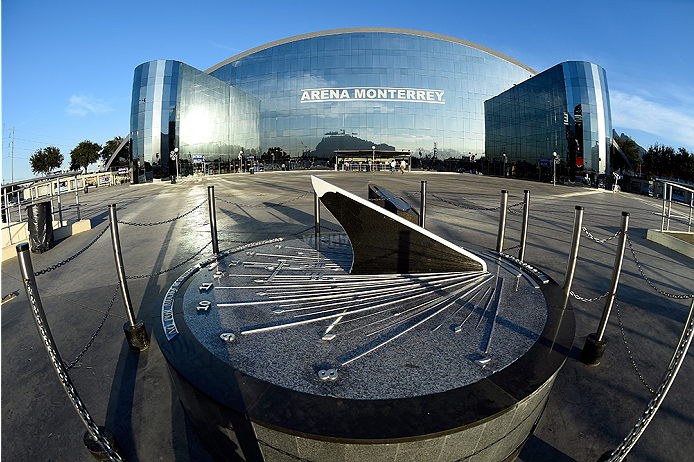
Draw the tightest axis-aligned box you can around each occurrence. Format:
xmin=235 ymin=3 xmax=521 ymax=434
xmin=614 ymin=136 xmax=642 ymax=172
xmin=100 ymin=136 xmax=130 ymax=164
xmin=642 ymin=143 xmax=676 ymax=178
xmin=29 ymin=146 xmax=63 ymax=176
xmin=70 ymin=140 xmax=102 ymax=173
xmin=263 ymin=147 xmax=288 ymax=163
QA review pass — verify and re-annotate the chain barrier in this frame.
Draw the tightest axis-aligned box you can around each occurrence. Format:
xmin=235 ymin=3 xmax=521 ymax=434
xmin=34 ymin=224 xmax=111 ymax=277
xmin=570 ymin=290 xmax=610 ymax=303
xmin=625 ymin=232 xmax=694 ymax=299
xmin=431 ymin=193 xmax=525 ymax=212
xmin=216 ymin=191 xmax=312 ymax=208
xmin=125 ymin=241 xmax=212 ymax=280
xmin=117 ymin=200 xmax=207 ymax=226
xmin=65 ymin=285 xmax=120 ymax=372
xmin=615 ymin=301 xmax=655 ymax=394
xmin=607 ymin=298 xmax=694 ymax=461
xmin=24 ymin=279 xmax=124 ymax=461
xmin=582 ymin=227 xmax=622 ymax=243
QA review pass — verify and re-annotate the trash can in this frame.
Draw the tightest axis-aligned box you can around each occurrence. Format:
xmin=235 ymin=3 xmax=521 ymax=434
xmin=26 ymin=201 xmax=54 ymax=253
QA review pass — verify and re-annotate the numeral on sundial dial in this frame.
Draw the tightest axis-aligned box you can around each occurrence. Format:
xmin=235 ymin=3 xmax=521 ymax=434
xmin=197 ymin=300 xmax=212 ymax=312
xmin=199 ymin=282 xmax=213 ymax=292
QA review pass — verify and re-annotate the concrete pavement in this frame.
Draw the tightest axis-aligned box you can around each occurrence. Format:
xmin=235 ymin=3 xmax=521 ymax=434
xmin=2 ymin=170 xmax=692 ymax=461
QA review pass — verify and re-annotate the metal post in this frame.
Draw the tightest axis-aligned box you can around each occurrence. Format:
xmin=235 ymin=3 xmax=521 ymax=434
xmin=57 ymin=184 xmax=63 ymax=227
xmin=49 ymin=181 xmax=55 ymax=223
xmin=314 ymin=191 xmax=321 ymax=240
xmin=660 ymin=183 xmax=667 ymax=232
xmin=688 ymin=192 xmax=693 ymax=232
xmin=419 ymin=180 xmax=427 ymax=228
xmin=108 ymin=204 xmax=149 ymax=351
xmin=560 ymin=206 xmax=584 ymax=312
xmin=75 ymin=176 xmax=81 ymax=221
xmin=666 ymin=184 xmax=672 ymax=231
xmin=208 ymin=186 xmax=219 ymax=255
xmin=16 ymin=243 xmax=126 ymax=461
xmin=496 ymin=190 xmax=508 ymax=252
xmin=581 ymin=212 xmax=629 ymax=366
xmin=3 ymin=188 xmax=10 ymax=223
xmin=518 ymin=190 xmax=530 ymax=262
xmin=595 ymin=212 xmax=630 ymax=343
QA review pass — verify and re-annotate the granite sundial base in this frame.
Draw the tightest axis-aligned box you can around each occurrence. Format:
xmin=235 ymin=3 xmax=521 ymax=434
xmin=155 ymin=233 xmax=574 ymax=462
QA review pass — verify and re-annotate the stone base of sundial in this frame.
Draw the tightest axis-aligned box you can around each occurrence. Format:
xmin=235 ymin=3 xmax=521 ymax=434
xmin=155 ymin=234 xmax=574 ymax=462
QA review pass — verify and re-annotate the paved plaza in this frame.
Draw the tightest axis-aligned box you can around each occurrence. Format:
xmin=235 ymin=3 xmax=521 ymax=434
xmin=2 ymin=170 xmax=693 ymax=461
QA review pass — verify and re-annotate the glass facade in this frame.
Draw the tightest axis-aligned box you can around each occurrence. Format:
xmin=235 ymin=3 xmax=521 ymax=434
xmin=129 ymin=29 xmax=614 ymax=181
xmin=130 ymin=60 xmax=259 ymax=182
xmin=484 ymin=61 xmax=612 ymax=180
xmin=207 ymin=29 xmax=535 ymax=159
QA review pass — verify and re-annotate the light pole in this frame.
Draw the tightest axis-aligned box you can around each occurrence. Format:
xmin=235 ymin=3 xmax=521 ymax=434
xmin=552 ymin=151 xmax=559 ymax=186
xmin=372 ymin=145 xmax=375 ymax=170
xmin=239 ymin=150 xmax=243 ymax=173
xmin=502 ymin=154 xmax=507 ymax=178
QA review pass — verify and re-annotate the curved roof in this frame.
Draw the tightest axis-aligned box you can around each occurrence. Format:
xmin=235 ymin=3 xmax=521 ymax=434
xmin=205 ymin=27 xmax=537 ymax=75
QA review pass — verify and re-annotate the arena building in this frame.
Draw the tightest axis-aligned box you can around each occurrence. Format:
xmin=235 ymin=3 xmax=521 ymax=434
xmin=129 ymin=28 xmax=612 ymax=182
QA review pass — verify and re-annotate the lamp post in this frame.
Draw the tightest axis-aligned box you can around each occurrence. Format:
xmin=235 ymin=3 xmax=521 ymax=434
xmin=371 ymin=145 xmax=376 ymax=171
xmin=239 ymin=150 xmax=243 ymax=173
xmin=502 ymin=154 xmax=507 ymax=178
xmin=552 ymin=151 xmax=559 ymax=186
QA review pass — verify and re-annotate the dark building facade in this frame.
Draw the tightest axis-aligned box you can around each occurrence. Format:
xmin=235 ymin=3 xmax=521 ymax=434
xmin=484 ymin=61 xmax=611 ymax=181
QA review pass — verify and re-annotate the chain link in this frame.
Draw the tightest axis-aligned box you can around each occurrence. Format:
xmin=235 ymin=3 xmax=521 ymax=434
xmin=126 ymin=241 xmax=212 ymax=280
xmin=625 ymin=232 xmax=694 ymax=299
xmin=65 ymin=285 xmax=119 ymax=371
xmin=216 ymin=191 xmax=312 ymax=208
xmin=431 ymin=193 xmax=524 ymax=212
xmin=24 ymin=280 xmax=123 ymax=461
xmin=582 ymin=226 xmax=622 ymax=243
xmin=570 ymin=290 xmax=610 ymax=303
xmin=608 ymin=298 xmax=694 ymax=461
xmin=615 ymin=301 xmax=655 ymax=394
xmin=34 ymin=224 xmax=111 ymax=277
xmin=118 ymin=199 xmax=206 ymax=226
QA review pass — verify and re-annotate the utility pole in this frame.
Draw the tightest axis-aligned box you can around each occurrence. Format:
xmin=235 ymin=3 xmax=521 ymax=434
xmin=8 ymin=126 xmax=15 ymax=183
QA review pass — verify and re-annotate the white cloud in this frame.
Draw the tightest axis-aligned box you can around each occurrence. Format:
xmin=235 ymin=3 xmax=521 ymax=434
xmin=610 ymin=90 xmax=694 ymax=150
xmin=65 ymin=95 xmax=113 ymax=117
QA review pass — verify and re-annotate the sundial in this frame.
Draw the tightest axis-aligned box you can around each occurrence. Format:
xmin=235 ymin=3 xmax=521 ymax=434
xmin=156 ymin=176 xmax=574 ymax=462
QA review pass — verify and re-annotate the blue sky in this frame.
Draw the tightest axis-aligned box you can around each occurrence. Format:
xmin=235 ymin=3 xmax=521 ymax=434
xmin=2 ymin=0 xmax=693 ymax=183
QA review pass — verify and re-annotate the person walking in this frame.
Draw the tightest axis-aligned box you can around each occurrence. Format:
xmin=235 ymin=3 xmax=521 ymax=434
xmin=391 ymin=160 xmax=396 ymax=174
xmin=400 ymin=159 xmax=407 ymax=174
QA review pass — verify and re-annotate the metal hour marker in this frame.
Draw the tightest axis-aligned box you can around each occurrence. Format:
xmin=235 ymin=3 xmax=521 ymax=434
xmin=318 ymin=369 xmax=338 ymax=381
xmin=220 ymin=332 xmax=236 ymax=343
xmin=197 ymin=300 xmax=212 ymax=312
xmin=199 ymin=282 xmax=213 ymax=292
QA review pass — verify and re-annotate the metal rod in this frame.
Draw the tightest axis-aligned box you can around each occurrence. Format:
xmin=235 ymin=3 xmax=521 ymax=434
xmin=49 ymin=181 xmax=55 ymax=223
xmin=314 ymin=191 xmax=321 ymax=239
xmin=660 ymin=183 xmax=667 ymax=232
xmin=57 ymin=185 xmax=63 ymax=226
xmin=518 ymin=190 xmax=530 ymax=262
xmin=16 ymin=243 xmax=125 ymax=461
xmin=667 ymin=184 xmax=672 ymax=231
xmin=560 ymin=206 xmax=584 ymax=311
xmin=689 ymin=193 xmax=693 ymax=232
xmin=4 ymin=187 xmax=10 ymax=224
xmin=208 ymin=186 xmax=219 ymax=254
xmin=108 ymin=204 xmax=136 ymax=328
xmin=75 ymin=175 xmax=81 ymax=221
xmin=496 ymin=190 xmax=508 ymax=252
xmin=595 ymin=212 xmax=630 ymax=343
xmin=419 ymin=180 xmax=427 ymax=228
